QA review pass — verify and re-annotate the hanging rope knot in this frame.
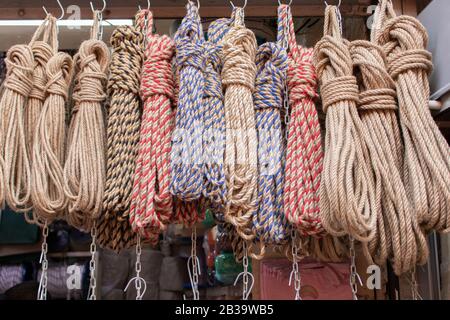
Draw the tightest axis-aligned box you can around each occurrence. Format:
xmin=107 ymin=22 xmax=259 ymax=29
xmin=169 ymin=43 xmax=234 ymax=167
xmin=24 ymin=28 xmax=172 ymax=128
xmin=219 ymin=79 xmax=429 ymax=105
xmin=141 ymin=35 xmax=176 ymax=101
xmin=72 ymin=40 xmax=109 ymax=104
xmin=320 ymin=76 xmax=359 ymax=113
xmin=222 ymin=27 xmax=257 ymax=91
xmin=387 ymin=49 xmax=432 ymax=80
xmin=358 ymin=88 xmax=397 ymax=111
xmin=204 ymin=44 xmax=223 ymax=99
xmin=253 ymin=43 xmax=288 ymax=110
xmin=176 ymin=39 xmax=208 ymax=71
xmin=3 ymin=45 xmax=34 ymax=96
xmin=108 ymin=26 xmax=144 ymax=95
xmin=45 ymin=52 xmax=73 ymax=99
xmin=28 ymin=42 xmax=54 ymax=101
xmin=287 ymin=50 xmax=318 ymax=102
xmin=378 ymin=15 xmax=433 ymax=79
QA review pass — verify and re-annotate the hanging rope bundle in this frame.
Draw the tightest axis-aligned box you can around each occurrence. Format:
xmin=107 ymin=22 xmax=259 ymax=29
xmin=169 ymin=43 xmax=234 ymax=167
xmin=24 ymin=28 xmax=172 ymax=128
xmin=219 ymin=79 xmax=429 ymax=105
xmin=0 ymin=15 xmax=56 ymax=213
xmin=31 ymin=52 xmax=74 ymax=221
xmin=374 ymin=1 xmax=450 ymax=235
xmin=128 ymin=10 xmax=176 ymax=242
xmin=103 ymin=11 xmax=145 ymax=215
xmin=64 ymin=11 xmax=110 ymax=231
xmin=202 ymin=19 xmax=227 ymax=211
xmin=279 ymin=5 xmax=324 ymax=237
xmin=313 ymin=6 xmax=379 ymax=242
xmin=171 ymin=1 xmax=207 ymax=204
xmin=350 ymin=41 xmax=428 ymax=274
xmin=252 ymin=42 xmax=289 ymax=246
xmin=96 ymin=11 xmax=148 ymax=251
xmin=222 ymin=8 xmax=258 ymax=250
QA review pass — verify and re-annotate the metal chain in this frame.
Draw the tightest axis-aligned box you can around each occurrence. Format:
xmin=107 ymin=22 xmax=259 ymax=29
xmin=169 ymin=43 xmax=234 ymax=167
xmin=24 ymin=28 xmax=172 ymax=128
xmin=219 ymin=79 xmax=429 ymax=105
xmin=87 ymin=222 xmax=97 ymax=300
xmin=233 ymin=241 xmax=254 ymax=300
xmin=37 ymin=221 xmax=49 ymax=300
xmin=124 ymin=235 xmax=148 ymax=300
xmin=349 ymin=236 xmax=363 ymax=300
xmin=410 ymin=267 xmax=422 ymax=300
xmin=190 ymin=227 xmax=200 ymax=300
xmin=96 ymin=10 xmax=104 ymax=41
xmin=289 ymin=229 xmax=302 ymax=300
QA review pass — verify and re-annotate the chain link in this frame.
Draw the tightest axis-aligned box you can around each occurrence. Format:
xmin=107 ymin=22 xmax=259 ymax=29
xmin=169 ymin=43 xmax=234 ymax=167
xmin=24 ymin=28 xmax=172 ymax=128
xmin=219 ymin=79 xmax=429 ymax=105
xmin=233 ymin=241 xmax=254 ymax=300
xmin=410 ymin=267 xmax=422 ymax=300
xmin=87 ymin=222 xmax=97 ymax=300
xmin=349 ymin=236 xmax=362 ymax=300
xmin=37 ymin=221 xmax=49 ymax=300
xmin=124 ymin=235 xmax=147 ymax=300
xmin=190 ymin=227 xmax=200 ymax=300
xmin=288 ymin=229 xmax=302 ymax=300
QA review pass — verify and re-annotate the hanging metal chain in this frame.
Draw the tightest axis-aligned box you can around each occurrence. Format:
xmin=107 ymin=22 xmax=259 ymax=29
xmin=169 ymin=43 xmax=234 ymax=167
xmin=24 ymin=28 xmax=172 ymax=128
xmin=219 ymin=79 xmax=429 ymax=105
xmin=349 ymin=236 xmax=363 ymax=300
xmin=233 ymin=241 xmax=254 ymax=300
xmin=124 ymin=234 xmax=147 ymax=299
xmin=87 ymin=222 xmax=98 ymax=300
xmin=37 ymin=221 xmax=49 ymax=300
xmin=189 ymin=227 xmax=201 ymax=300
xmin=96 ymin=10 xmax=104 ymax=41
xmin=288 ymin=229 xmax=302 ymax=300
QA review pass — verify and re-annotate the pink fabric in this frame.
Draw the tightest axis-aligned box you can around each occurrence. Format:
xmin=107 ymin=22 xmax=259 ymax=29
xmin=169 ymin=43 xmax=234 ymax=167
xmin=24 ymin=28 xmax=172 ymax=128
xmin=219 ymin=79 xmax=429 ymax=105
xmin=260 ymin=258 xmax=352 ymax=300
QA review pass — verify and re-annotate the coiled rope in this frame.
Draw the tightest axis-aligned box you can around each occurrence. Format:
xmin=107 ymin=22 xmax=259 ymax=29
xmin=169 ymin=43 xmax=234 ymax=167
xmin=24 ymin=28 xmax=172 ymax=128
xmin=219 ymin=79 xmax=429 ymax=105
xmin=222 ymin=8 xmax=259 ymax=252
xmin=128 ymin=10 xmax=176 ymax=242
xmin=31 ymin=52 xmax=74 ymax=222
xmin=96 ymin=11 xmax=148 ymax=252
xmin=252 ymin=42 xmax=289 ymax=246
xmin=171 ymin=1 xmax=207 ymax=204
xmin=313 ymin=6 xmax=379 ymax=242
xmin=375 ymin=1 xmax=450 ymax=235
xmin=279 ymin=4 xmax=324 ymax=237
xmin=0 ymin=15 xmax=56 ymax=213
xmin=64 ymin=11 xmax=110 ymax=231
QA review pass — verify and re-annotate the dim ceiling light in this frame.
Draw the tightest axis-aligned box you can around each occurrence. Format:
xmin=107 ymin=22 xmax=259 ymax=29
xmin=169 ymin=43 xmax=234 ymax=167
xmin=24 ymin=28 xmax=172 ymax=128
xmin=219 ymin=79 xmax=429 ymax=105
xmin=0 ymin=19 xmax=133 ymax=27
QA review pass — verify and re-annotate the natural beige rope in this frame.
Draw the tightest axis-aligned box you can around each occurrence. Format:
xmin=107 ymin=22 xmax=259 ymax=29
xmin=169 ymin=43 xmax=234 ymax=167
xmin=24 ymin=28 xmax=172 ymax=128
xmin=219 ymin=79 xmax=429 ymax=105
xmin=221 ymin=8 xmax=259 ymax=255
xmin=0 ymin=15 xmax=56 ymax=213
xmin=64 ymin=12 xmax=110 ymax=231
xmin=350 ymin=40 xmax=428 ymax=275
xmin=31 ymin=52 xmax=73 ymax=222
xmin=375 ymin=1 xmax=450 ymax=236
xmin=313 ymin=6 xmax=379 ymax=242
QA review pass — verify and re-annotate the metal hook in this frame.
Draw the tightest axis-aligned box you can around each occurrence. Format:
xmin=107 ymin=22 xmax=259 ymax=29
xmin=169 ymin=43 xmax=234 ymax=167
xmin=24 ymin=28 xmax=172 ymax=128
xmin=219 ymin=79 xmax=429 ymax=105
xmin=138 ymin=0 xmax=150 ymax=11
xmin=230 ymin=0 xmax=247 ymax=9
xmin=188 ymin=0 xmax=201 ymax=10
xmin=42 ymin=0 xmax=65 ymax=20
xmin=278 ymin=0 xmax=293 ymax=5
xmin=124 ymin=277 xmax=147 ymax=300
xmin=233 ymin=271 xmax=254 ymax=300
xmin=324 ymin=0 xmax=341 ymax=6
xmin=90 ymin=0 xmax=107 ymax=13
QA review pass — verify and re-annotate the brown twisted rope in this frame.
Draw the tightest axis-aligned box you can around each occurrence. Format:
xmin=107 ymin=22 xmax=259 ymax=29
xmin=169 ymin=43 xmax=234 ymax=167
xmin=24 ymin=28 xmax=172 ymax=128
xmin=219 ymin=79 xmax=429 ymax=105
xmin=31 ymin=52 xmax=74 ymax=222
xmin=313 ymin=6 xmax=379 ymax=242
xmin=64 ymin=12 xmax=110 ymax=231
xmin=375 ymin=1 xmax=450 ymax=236
xmin=221 ymin=8 xmax=260 ymax=258
xmin=0 ymin=15 xmax=57 ymax=213
xmin=350 ymin=40 xmax=428 ymax=275
xmin=97 ymin=10 xmax=148 ymax=252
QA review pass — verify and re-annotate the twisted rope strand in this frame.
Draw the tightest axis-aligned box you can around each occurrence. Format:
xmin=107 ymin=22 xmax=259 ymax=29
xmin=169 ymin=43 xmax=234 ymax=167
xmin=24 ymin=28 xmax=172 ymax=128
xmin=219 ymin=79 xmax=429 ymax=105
xmin=222 ymin=9 xmax=259 ymax=250
xmin=128 ymin=10 xmax=176 ymax=242
xmin=253 ymin=42 xmax=290 ymax=246
xmin=279 ymin=4 xmax=325 ymax=237
xmin=64 ymin=12 xmax=110 ymax=231
xmin=31 ymin=52 xmax=73 ymax=221
xmin=313 ymin=6 xmax=379 ymax=242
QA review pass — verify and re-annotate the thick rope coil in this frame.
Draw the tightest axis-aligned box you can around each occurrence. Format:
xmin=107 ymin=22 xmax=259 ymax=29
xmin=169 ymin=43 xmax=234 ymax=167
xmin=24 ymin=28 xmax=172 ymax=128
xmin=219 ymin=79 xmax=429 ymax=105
xmin=252 ymin=42 xmax=290 ymax=246
xmin=375 ymin=1 xmax=450 ymax=235
xmin=128 ymin=10 xmax=176 ymax=242
xmin=350 ymin=40 xmax=428 ymax=275
xmin=222 ymin=8 xmax=259 ymax=249
xmin=96 ymin=11 xmax=148 ymax=252
xmin=202 ymin=20 xmax=227 ymax=211
xmin=171 ymin=1 xmax=207 ymax=204
xmin=64 ymin=11 xmax=110 ymax=231
xmin=31 ymin=52 xmax=74 ymax=222
xmin=103 ymin=11 xmax=145 ymax=215
xmin=278 ymin=5 xmax=325 ymax=237
xmin=0 ymin=15 xmax=56 ymax=213
xmin=313 ymin=6 xmax=379 ymax=242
